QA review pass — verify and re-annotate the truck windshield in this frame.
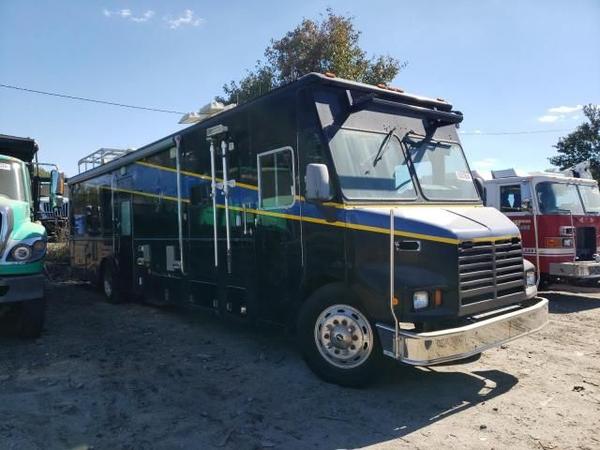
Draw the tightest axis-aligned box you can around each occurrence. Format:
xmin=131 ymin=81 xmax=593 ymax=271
xmin=329 ymin=128 xmax=417 ymax=200
xmin=577 ymin=184 xmax=600 ymax=214
xmin=535 ymin=181 xmax=584 ymax=215
xmin=0 ymin=160 xmax=27 ymax=202
xmin=404 ymin=137 xmax=480 ymax=201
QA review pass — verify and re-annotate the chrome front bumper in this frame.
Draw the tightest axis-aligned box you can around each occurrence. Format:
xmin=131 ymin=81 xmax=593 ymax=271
xmin=376 ymin=297 xmax=549 ymax=366
xmin=549 ymin=261 xmax=600 ymax=279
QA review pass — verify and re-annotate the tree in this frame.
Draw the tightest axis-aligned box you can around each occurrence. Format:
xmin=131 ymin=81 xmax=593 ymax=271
xmin=218 ymin=9 xmax=406 ymax=105
xmin=549 ymin=105 xmax=600 ymax=180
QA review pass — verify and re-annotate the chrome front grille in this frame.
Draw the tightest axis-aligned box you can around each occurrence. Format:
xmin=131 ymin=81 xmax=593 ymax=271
xmin=459 ymin=237 xmax=525 ymax=306
xmin=0 ymin=211 xmax=3 ymax=254
xmin=39 ymin=200 xmax=69 ymax=219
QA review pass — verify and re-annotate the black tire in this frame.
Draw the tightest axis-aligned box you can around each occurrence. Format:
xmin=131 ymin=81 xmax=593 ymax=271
xmin=538 ymin=274 xmax=552 ymax=290
xmin=102 ymin=262 xmax=122 ymax=304
xmin=297 ymin=284 xmax=382 ymax=387
xmin=17 ymin=298 xmax=46 ymax=338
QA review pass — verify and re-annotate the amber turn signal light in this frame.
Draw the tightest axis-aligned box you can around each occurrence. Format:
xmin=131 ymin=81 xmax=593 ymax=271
xmin=434 ymin=289 xmax=442 ymax=306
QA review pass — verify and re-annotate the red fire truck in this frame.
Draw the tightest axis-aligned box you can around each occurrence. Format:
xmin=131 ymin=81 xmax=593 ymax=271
xmin=482 ymin=169 xmax=600 ymax=284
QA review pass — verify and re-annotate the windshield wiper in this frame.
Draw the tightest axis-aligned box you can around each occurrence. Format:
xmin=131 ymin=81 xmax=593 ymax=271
xmin=372 ymin=127 xmax=397 ymax=167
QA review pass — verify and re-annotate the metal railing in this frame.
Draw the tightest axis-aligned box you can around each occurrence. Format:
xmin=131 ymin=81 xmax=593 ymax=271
xmin=78 ymin=148 xmax=133 ymax=173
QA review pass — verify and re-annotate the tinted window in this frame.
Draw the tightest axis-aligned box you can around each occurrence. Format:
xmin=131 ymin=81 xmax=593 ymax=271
xmin=258 ymin=148 xmax=295 ymax=209
xmin=536 ymin=182 xmax=584 ymax=215
xmin=500 ymin=185 xmax=522 ymax=212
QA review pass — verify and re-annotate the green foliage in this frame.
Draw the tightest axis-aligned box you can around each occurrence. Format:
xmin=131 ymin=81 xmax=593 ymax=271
xmin=549 ymin=105 xmax=600 ymax=180
xmin=217 ymin=9 xmax=406 ymax=105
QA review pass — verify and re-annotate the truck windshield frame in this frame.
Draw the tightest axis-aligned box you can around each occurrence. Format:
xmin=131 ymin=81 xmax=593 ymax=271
xmin=535 ymin=181 xmax=585 ymax=215
xmin=576 ymin=183 xmax=600 ymax=214
xmin=328 ymin=128 xmax=418 ymax=201
xmin=0 ymin=160 xmax=28 ymax=202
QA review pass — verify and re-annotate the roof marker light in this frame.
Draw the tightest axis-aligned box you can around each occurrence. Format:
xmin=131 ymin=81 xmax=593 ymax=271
xmin=324 ymin=72 xmax=336 ymax=78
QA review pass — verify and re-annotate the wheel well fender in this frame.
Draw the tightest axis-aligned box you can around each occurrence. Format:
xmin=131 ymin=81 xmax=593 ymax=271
xmin=98 ymin=256 xmax=117 ymax=285
xmin=287 ymin=279 xmax=360 ymax=332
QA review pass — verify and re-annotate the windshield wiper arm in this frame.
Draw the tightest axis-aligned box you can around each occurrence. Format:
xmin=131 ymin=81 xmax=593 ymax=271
xmin=372 ymin=127 xmax=397 ymax=167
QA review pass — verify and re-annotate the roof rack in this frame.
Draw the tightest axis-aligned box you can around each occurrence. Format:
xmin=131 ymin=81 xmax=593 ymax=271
xmin=78 ymin=148 xmax=133 ymax=173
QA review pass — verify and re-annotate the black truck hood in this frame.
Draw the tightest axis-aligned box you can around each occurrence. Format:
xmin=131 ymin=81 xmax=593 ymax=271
xmin=346 ymin=205 xmax=520 ymax=244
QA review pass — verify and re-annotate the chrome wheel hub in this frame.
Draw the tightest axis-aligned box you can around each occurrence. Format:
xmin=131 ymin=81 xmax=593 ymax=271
xmin=104 ymin=277 xmax=112 ymax=298
xmin=314 ymin=304 xmax=373 ymax=369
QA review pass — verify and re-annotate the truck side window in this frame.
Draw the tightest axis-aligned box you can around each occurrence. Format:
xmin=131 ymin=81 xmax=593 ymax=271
xmin=500 ymin=184 xmax=522 ymax=212
xmin=258 ymin=147 xmax=295 ymax=209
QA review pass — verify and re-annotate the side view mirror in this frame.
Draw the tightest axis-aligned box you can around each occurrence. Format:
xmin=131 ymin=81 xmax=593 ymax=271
xmin=305 ymin=163 xmax=332 ymax=202
xmin=50 ymin=170 xmax=65 ymax=197
xmin=473 ymin=177 xmax=486 ymax=203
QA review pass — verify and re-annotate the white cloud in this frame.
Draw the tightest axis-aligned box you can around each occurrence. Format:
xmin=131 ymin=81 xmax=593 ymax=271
xmin=537 ymin=104 xmax=586 ymax=124
xmin=538 ymin=115 xmax=561 ymax=123
xmin=131 ymin=10 xmax=155 ymax=23
xmin=165 ymin=9 xmax=204 ymax=29
xmin=548 ymin=105 xmax=582 ymax=114
xmin=102 ymin=8 xmax=155 ymax=23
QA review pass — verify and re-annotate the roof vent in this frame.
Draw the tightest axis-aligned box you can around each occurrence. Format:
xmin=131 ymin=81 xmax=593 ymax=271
xmin=491 ymin=168 xmax=518 ymax=179
xmin=179 ymin=101 xmax=237 ymax=124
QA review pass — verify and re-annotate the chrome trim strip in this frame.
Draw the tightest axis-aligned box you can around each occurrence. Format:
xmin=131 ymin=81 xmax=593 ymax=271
xmin=377 ymin=297 xmax=548 ymax=366
xmin=174 ymin=135 xmax=185 ymax=274
xmin=389 ymin=209 xmax=400 ymax=359
xmin=208 ymin=137 xmax=219 ymax=268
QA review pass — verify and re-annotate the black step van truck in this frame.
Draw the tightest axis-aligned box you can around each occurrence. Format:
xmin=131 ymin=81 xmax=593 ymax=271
xmin=69 ymin=73 xmax=548 ymax=386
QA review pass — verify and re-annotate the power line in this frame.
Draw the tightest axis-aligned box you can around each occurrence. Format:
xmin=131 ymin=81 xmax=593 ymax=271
xmin=0 ymin=82 xmax=579 ymax=135
xmin=0 ymin=83 xmax=187 ymax=115
xmin=460 ymin=128 xmax=571 ymax=136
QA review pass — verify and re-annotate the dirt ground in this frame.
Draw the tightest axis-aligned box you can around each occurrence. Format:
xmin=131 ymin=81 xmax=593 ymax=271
xmin=1 ymin=278 xmax=599 ymax=450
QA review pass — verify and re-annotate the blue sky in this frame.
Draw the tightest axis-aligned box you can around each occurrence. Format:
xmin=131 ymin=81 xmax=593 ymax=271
xmin=1 ymin=0 xmax=598 ymax=177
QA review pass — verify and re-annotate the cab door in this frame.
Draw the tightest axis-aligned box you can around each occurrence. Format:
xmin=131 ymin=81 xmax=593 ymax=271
xmin=498 ymin=182 xmax=537 ymax=260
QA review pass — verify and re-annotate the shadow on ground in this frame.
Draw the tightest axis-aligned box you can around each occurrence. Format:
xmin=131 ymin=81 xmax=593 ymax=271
xmin=0 ymin=282 xmax=520 ymax=449
xmin=540 ymin=288 xmax=600 ymax=314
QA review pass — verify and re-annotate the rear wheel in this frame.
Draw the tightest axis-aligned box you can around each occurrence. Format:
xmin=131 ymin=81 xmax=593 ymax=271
xmin=102 ymin=263 xmax=122 ymax=304
xmin=298 ymin=285 xmax=382 ymax=387
xmin=17 ymin=298 xmax=46 ymax=338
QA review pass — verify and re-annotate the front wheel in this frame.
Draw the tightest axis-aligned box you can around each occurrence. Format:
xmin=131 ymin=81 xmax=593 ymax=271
xmin=17 ymin=298 xmax=46 ymax=338
xmin=297 ymin=286 xmax=382 ymax=387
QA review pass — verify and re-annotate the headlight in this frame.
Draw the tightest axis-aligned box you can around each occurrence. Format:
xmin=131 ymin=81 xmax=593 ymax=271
xmin=413 ymin=291 xmax=429 ymax=310
xmin=11 ymin=245 xmax=32 ymax=261
xmin=562 ymin=238 xmax=573 ymax=247
xmin=526 ymin=270 xmax=536 ymax=287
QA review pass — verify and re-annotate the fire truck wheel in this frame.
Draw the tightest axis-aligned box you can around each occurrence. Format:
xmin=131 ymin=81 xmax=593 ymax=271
xmin=17 ymin=298 xmax=46 ymax=338
xmin=102 ymin=263 xmax=122 ymax=304
xmin=297 ymin=285 xmax=382 ymax=387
